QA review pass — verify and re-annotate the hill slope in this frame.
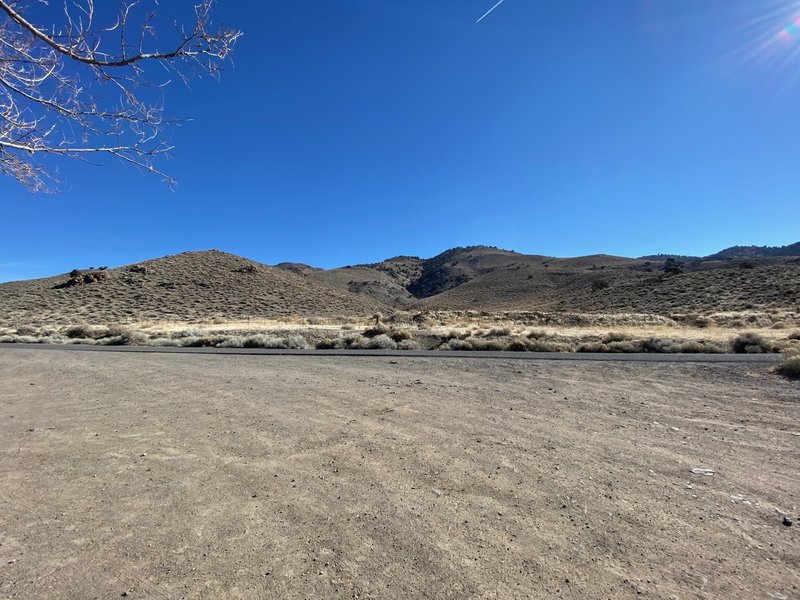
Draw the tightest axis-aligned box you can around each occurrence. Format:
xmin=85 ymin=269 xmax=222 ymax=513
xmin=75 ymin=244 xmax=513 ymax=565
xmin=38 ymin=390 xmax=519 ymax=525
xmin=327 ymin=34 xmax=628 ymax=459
xmin=288 ymin=245 xmax=800 ymax=314
xmin=0 ymin=251 xmax=384 ymax=327
xmin=2 ymin=244 xmax=798 ymax=327
xmin=419 ymin=263 xmax=799 ymax=313
xmin=706 ymin=242 xmax=800 ymax=260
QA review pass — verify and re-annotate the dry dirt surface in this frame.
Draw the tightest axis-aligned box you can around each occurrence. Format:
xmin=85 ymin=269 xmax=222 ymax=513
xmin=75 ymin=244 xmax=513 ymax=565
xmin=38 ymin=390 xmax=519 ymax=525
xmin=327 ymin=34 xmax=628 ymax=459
xmin=0 ymin=350 xmax=798 ymax=599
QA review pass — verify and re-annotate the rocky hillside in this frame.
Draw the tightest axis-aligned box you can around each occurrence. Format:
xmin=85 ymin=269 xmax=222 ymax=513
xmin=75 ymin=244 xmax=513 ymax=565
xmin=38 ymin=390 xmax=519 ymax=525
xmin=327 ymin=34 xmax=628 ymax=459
xmin=286 ymin=244 xmax=800 ymax=314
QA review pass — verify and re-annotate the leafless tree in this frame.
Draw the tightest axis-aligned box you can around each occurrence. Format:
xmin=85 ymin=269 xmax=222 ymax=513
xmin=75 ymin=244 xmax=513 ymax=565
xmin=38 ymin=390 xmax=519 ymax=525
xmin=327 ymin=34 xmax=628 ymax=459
xmin=0 ymin=0 xmax=241 ymax=191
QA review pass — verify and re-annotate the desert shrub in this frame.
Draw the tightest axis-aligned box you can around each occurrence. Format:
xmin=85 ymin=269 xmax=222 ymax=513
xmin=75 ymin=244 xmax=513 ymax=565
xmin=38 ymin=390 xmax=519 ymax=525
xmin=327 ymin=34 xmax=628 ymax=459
xmin=681 ymin=341 xmax=724 ymax=354
xmin=15 ymin=325 xmax=37 ymax=336
xmin=284 ymin=335 xmax=306 ymax=349
xmin=591 ymin=279 xmax=610 ymax=291
xmin=487 ymin=327 xmax=511 ymax=338
xmin=389 ymin=329 xmax=412 ymax=342
xmin=0 ymin=335 xmax=15 ymax=343
xmin=148 ymin=338 xmax=182 ymax=347
xmin=105 ymin=324 xmax=131 ymax=337
xmin=216 ymin=337 xmax=246 ymax=348
xmin=577 ymin=342 xmax=609 ymax=353
xmin=470 ymin=338 xmax=509 ymax=351
xmin=97 ymin=329 xmax=147 ymax=346
xmin=774 ymin=356 xmax=800 ymax=380
xmin=242 ymin=335 xmax=310 ymax=349
xmin=180 ymin=336 xmax=227 ymax=348
xmin=606 ymin=341 xmax=642 ymax=353
xmin=65 ymin=324 xmax=93 ymax=339
xmin=526 ymin=329 xmax=547 ymax=340
xmin=66 ymin=337 xmax=97 ymax=345
xmin=442 ymin=337 xmax=505 ymax=351
xmin=241 ymin=335 xmax=281 ymax=349
xmin=602 ymin=332 xmax=628 ymax=344
xmin=92 ymin=327 xmax=146 ymax=346
xmin=731 ymin=332 xmax=771 ymax=354
xmin=443 ymin=338 xmax=471 ymax=351
xmin=397 ymin=339 xmax=420 ymax=350
xmin=315 ymin=339 xmax=338 ymax=350
xmin=171 ymin=328 xmax=204 ymax=339
xmin=122 ymin=330 xmax=147 ymax=345
xmin=677 ymin=341 xmax=704 ymax=353
xmin=527 ymin=340 xmax=572 ymax=352
xmin=411 ymin=313 xmax=434 ymax=327
xmin=476 ymin=338 xmax=508 ymax=351
xmin=692 ymin=316 xmax=712 ymax=329
xmin=363 ymin=323 xmax=391 ymax=338
xmin=788 ymin=331 xmax=800 ymax=341
xmin=368 ymin=335 xmax=397 ymax=350
xmin=639 ymin=337 xmax=675 ymax=353
xmin=64 ymin=324 xmax=111 ymax=339
xmin=506 ymin=338 xmax=529 ymax=352
xmin=663 ymin=258 xmax=684 ymax=275
xmin=341 ymin=335 xmax=370 ymax=349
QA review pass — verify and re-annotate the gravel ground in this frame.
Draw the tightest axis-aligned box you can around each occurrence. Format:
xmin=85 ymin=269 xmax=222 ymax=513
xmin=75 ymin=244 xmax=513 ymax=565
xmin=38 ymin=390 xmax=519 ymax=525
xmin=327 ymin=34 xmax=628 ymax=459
xmin=0 ymin=349 xmax=797 ymax=599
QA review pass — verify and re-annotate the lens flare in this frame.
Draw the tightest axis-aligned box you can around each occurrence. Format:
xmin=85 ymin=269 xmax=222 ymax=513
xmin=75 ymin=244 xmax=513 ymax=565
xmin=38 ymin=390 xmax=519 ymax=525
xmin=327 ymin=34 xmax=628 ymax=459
xmin=781 ymin=17 xmax=800 ymax=40
xmin=711 ymin=0 xmax=800 ymax=94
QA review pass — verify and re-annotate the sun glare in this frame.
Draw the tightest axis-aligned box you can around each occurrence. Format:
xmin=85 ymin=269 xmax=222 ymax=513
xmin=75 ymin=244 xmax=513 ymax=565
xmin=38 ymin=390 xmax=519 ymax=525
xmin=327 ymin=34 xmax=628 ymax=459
xmin=712 ymin=0 xmax=800 ymax=91
xmin=777 ymin=14 xmax=800 ymax=41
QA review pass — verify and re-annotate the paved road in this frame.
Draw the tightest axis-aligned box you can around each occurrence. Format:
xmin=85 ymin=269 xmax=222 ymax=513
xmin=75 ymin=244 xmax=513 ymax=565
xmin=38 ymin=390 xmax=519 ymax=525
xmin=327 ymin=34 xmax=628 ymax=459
xmin=0 ymin=343 xmax=784 ymax=362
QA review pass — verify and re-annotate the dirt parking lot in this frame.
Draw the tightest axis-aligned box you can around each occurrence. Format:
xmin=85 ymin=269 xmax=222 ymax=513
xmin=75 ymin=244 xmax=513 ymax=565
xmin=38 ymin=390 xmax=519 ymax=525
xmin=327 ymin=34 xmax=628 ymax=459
xmin=0 ymin=349 xmax=797 ymax=599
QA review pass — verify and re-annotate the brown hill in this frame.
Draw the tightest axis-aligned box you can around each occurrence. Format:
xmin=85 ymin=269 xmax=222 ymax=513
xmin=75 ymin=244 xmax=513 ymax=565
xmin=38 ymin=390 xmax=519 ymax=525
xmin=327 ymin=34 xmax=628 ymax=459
xmin=286 ymin=245 xmax=799 ymax=314
xmin=307 ymin=266 xmax=417 ymax=308
xmin=419 ymin=262 xmax=799 ymax=313
xmin=0 ymin=250 xmax=384 ymax=328
xmin=274 ymin=262 xmax=321 ymax=276
xmin=2 ymin=245 xmax=798 ymax=327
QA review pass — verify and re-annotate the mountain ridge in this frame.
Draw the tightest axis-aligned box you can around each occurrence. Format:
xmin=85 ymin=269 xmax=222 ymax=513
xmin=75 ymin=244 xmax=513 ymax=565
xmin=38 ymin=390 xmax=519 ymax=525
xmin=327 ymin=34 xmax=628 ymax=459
xmin=1 ymin=242 xmax=798 ymax=327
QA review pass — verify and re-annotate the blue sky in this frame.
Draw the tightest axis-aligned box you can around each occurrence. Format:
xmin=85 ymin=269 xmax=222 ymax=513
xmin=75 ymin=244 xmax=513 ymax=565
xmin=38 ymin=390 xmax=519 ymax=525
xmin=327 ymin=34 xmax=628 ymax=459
xmin=2 ymin=0 xmax=799 ymax=282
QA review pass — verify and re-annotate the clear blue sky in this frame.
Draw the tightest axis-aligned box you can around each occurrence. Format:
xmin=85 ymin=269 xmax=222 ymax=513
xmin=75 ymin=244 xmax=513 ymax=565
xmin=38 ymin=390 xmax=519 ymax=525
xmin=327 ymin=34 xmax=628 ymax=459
xmin=2 ymin=0 xmax=799 ymax=282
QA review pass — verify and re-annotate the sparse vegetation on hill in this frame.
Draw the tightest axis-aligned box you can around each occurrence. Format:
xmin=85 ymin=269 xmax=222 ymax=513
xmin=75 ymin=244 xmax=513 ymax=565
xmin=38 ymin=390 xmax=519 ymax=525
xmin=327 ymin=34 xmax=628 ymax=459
xmin=1 ymin=243 xmax=798 ymax=353
xmin=0 ymin=250 xmax=383 ymax=328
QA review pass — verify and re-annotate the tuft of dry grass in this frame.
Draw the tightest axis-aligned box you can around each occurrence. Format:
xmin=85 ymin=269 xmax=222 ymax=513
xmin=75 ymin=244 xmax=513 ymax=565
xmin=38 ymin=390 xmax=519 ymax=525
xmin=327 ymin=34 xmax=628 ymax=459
xmin=774 ymin=355 xmax=800 ymax=380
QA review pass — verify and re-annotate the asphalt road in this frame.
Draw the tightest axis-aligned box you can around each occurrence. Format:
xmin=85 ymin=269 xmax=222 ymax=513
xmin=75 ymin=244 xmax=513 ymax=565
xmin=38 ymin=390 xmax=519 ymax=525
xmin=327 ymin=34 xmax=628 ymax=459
xmin=0 ymin=343 xmax=784 ymax=362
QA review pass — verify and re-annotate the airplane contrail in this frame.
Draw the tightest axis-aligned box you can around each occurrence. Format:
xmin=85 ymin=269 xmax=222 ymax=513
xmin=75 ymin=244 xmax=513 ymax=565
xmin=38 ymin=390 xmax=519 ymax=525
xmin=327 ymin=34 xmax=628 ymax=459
xmin=476 ymin=0 xmax=506 ymax=23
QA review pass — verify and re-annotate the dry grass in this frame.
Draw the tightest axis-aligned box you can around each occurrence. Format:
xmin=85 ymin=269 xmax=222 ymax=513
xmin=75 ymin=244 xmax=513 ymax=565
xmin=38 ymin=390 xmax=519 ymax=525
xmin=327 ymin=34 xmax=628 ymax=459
xmin=2 ymin=310 xmax=798 ymax=354
xmin=774 ymin=355 xmax=800 ymax=380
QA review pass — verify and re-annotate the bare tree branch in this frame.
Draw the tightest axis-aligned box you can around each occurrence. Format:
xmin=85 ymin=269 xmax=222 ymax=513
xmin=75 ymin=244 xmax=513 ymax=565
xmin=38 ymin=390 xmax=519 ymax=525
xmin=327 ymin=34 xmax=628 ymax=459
xmin=0 ymin=0 xmax=241 ymax=191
